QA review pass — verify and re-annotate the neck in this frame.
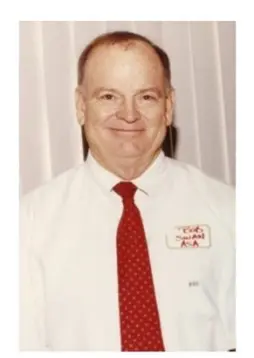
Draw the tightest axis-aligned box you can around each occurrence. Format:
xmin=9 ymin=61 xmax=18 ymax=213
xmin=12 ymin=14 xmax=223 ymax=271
xmin=90 ymin=149 xmax=162 ymax=180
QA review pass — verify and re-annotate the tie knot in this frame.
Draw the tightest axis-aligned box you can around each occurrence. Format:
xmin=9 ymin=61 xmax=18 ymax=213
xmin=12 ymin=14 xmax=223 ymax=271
xmin=113 ymin=182 xmax=137 ymax=200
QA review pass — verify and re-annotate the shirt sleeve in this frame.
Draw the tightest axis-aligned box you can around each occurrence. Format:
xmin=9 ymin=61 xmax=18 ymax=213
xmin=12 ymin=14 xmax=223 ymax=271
xmin=201 ymin=176 xmax=236 ymax=351
xmin=219 ymin=246 xmax=236 ymax=351
xmin=218 ymin=187 xmax=236 ymax=351
xmin=19 ymin=198 xmax=48 ymax=350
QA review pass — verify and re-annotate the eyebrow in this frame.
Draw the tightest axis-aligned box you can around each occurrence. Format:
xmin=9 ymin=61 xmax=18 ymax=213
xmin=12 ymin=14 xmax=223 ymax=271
xmin=92 ymin=87 xmax=120 ymax=97
xmin=92 ymin=86 xmax=163 ymax=97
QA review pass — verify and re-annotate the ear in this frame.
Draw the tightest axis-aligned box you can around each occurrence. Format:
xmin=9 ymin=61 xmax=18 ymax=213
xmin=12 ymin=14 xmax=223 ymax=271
xmin=165 ymin=88 xmax=175 ymax=127
xmin=75 ymin=86 xmax=86 ymax=126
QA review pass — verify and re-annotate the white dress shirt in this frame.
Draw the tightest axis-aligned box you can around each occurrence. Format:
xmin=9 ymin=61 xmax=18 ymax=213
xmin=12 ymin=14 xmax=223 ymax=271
xmin=20 ymin=150 xmax=235 ymax=351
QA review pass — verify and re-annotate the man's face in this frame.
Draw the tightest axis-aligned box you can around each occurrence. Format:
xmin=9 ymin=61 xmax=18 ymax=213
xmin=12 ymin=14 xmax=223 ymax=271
xmin=76 ymin=41 xmax=174 ymax=161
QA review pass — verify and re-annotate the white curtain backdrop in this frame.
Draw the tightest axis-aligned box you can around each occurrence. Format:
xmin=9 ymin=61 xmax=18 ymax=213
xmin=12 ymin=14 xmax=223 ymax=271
xmin=19 ymin=21 xmax=235 ymax=196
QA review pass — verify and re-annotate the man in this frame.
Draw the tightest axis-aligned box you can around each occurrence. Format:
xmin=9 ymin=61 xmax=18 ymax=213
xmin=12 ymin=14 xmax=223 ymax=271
xmin=20 ymin=31 xmax=235 ymax=351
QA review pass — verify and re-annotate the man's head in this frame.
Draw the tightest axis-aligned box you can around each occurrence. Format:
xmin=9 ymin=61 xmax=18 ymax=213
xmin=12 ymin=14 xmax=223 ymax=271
xmin=75 ymin=31 xmax=175 ymax=173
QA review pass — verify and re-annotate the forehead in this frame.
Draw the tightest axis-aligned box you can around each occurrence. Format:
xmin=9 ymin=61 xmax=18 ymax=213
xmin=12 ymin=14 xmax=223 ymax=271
xmin=83 ymin=41 xmax=165 ymax=90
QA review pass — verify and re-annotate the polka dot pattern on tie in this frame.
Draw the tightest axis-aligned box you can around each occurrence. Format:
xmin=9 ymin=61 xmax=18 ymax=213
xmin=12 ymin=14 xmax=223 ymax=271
xmin=113 ymin=182 xmax=165 ymax=352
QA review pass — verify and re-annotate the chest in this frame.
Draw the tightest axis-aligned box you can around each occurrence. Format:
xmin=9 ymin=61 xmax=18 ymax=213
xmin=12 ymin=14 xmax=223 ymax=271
xmin=40 ymin=192 xmax=228 ymax=350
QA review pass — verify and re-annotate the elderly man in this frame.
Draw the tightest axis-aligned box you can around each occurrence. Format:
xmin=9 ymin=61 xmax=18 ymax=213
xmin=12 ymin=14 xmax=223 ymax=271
xmin=20 ymin=31 xmax=235 ymax=351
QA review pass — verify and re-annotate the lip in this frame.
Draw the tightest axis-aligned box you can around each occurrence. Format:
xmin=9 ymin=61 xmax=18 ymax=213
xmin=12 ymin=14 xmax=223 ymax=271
xmin=110 ymin=128 xmax=144 ymax=132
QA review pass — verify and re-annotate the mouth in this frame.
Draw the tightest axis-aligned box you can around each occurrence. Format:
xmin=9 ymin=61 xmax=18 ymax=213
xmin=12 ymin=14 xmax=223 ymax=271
xmin=109 ymin=128 xmax=144 ymax=133
xmin=109 ymin=128 xmax=145 ymax=137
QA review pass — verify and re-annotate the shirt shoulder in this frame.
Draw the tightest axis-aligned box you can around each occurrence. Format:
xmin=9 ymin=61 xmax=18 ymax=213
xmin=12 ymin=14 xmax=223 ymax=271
xmin=20 ymin=162 xmax=90 ymax=219
xmin=165 ymin=157 xmax=234 ymax=201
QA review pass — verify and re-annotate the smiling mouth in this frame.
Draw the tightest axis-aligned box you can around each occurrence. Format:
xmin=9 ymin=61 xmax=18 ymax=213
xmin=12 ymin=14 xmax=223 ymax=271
xmin=110 ymin=128 xmax=144 ymax=132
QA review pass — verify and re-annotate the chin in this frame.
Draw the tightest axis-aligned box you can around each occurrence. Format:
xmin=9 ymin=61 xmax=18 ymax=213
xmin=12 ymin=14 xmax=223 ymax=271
xmin=102 ymin=140 xmax=151 ymax=159
xmin=117 ymin=151 xmax=140 ymax=158
xmin=113 ymin=148 xmax=145 ymax=159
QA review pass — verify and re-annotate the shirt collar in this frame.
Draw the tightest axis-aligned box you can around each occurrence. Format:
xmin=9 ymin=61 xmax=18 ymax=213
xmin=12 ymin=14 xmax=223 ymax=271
xmin=86 ymin=150 xmax=168 ymax=197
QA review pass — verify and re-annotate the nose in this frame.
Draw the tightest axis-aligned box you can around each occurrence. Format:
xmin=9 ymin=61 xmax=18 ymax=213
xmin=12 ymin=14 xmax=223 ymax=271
xmin=116 ymin=99 xmax=140 ymax=123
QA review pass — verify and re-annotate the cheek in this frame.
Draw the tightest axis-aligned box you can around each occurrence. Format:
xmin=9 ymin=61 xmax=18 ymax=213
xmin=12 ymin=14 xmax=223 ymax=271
xmin=145 ymin=112 xmax=167 ymax=132
xmin=145 ymin=115 xmax=168 ymax=142
xmin=140 ymin=103 xmax=166 ymax=122
xmin=85 ymin=109 xmax=114 ymax=146
xmin=85 ymin=107 xmax=112 ymax=135
xmin=86 ymin=106 xmax=103 ymax=124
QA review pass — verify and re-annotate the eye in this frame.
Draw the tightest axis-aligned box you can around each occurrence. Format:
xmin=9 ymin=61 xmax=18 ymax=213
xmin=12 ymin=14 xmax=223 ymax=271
xmin=100 ymin=93 xmax=114 ymax=100
xmin=143 ymin=94 xmax=156 ymax=101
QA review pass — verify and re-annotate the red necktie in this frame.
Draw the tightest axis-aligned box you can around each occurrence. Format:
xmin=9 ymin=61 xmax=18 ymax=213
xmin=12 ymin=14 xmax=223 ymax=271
xmin=113 ymin=181 xmax=165 ymax=351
